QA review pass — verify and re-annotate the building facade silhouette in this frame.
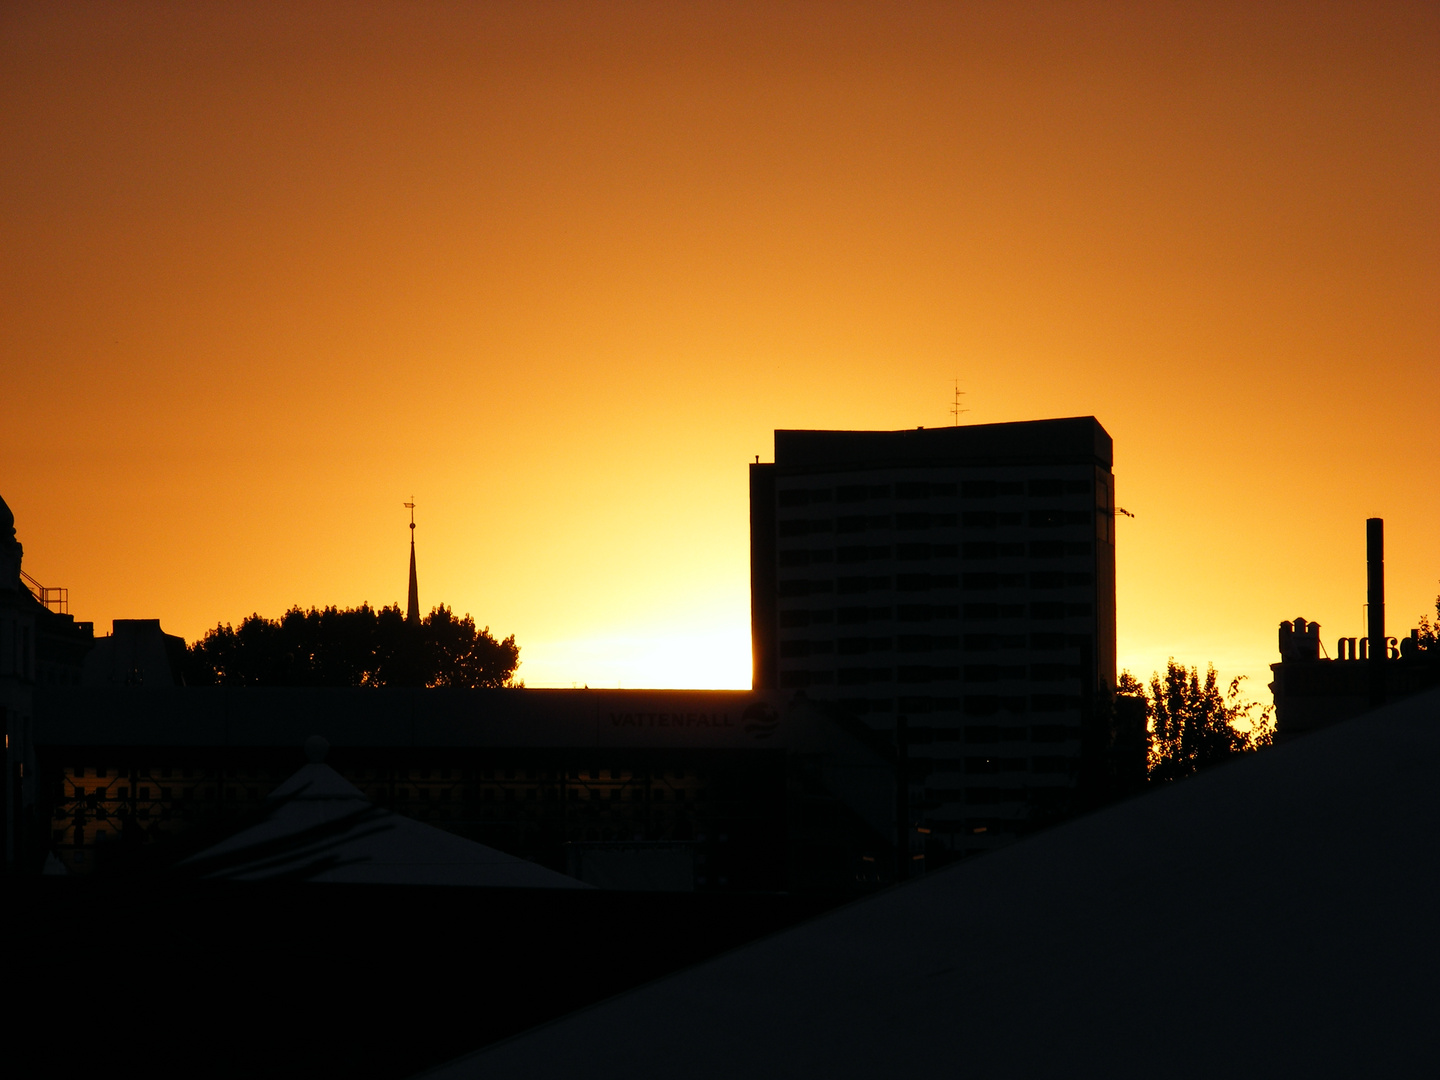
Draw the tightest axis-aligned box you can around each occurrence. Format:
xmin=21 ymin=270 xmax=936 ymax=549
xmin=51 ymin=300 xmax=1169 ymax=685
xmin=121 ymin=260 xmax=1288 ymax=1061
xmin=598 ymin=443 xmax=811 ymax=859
xmin=35 ymin=686 xmax=896 ymax=891
xmin=1269 ymin=519 xmax=1439 ymax=738
xmin=750 ymin=417 xmax=1130 ymax=863
xmin=3 ymin=494 xmax=98 ymax=870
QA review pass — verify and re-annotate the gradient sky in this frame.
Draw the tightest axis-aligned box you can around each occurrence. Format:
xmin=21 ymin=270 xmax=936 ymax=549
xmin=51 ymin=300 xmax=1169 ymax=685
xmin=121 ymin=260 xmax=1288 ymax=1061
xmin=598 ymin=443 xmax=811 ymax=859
xmin=4 ymin=1 xmax=1436 ymax=695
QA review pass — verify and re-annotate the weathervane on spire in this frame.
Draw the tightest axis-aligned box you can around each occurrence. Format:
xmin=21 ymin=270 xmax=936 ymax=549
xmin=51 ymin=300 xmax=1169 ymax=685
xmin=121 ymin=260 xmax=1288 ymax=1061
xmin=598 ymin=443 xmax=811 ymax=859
xmin=404 ymin=497 xmax=420 ymax=624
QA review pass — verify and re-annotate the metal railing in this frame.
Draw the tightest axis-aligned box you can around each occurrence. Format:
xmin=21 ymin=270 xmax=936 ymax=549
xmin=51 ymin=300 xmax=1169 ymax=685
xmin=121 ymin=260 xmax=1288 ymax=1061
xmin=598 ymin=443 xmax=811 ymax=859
xmin=20 ymin=569 xmax=68 ymax=614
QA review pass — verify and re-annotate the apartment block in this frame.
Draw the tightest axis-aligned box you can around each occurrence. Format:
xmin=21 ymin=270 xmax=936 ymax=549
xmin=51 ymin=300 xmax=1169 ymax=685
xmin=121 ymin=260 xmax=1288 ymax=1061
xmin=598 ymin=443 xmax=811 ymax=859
xmin=750 ymin=417 xmax=1122 ymax=860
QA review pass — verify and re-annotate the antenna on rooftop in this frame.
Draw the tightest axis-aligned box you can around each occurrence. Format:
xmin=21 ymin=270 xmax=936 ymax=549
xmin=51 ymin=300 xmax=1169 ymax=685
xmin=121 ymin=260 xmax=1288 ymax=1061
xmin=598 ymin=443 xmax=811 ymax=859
xmin=950 ymin=379 xmax=969 ymax=426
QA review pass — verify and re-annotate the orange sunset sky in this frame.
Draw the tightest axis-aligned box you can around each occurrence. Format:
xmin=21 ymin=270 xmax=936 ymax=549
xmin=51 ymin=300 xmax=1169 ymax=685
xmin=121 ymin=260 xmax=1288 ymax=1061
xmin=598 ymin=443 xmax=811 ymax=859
xmin=3 ymin=1 xmax=1436 ymax=695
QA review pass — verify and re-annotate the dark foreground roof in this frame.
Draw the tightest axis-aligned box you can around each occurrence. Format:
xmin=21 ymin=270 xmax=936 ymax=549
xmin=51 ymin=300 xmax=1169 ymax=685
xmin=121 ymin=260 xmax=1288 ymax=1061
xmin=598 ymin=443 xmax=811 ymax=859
xmin=424 ymin=686 xmax=1440 ymax=1080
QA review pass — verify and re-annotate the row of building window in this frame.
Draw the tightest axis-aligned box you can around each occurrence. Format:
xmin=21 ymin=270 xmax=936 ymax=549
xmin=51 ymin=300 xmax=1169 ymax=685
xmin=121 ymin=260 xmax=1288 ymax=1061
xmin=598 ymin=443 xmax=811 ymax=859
xmin=929 ymin=786 xmax=1066 ymax=805
xmin=784 ymin=662 xmax=1087 ymax=695
xmin=777 ymin=478 xmax=1092 ymax=507
xmin=58 ymin=783 xmax=711 ymax=824
xmin=835 ymin=702 xmax=1082 ymax=728
xmin=786 ymin=669 xmax=1086 ymax=695
xmin=779 ymin=565 xmax=1097 ymax=598
xmin=63 ymin=765 xmax=699 ymax=784
xmin=785 ymin=541 xmax=1093 ymax=562
xmin=67 ymin=765 xmax=278 ymax=781
xmin=368 ymin=785 xmax=705 ymax=803
xmin=780 ymin=541 xmax=1092 ymax=565
xmin=788 ymin=572 xmax=971 ymax=592
xmin=775 ymin=596 xmax=1096 ymax=623
xmin=56 ymin=792 xmax=725 ymax=848
xmin=897 ymin=723 xmax=1081 ymax=742
xmin=777 ymin=626 xmax=1090 ymax=655
xmin=836 ymin=698 xmax=1086 ymax=738
xmin=937 ymin=756 xmax=1081 ymax=775
xmin=779 ymin=510 xmax=1094 ymax=536
xmin=836 ymin=697 xmax=1084 ymax=721
xmin=67 ymin=786 xmax=260 ymax=804
xmin=66 ymin=782 xmax=710 ymax=803
xmin=782 ymin=651 xmax=1083 ymax=683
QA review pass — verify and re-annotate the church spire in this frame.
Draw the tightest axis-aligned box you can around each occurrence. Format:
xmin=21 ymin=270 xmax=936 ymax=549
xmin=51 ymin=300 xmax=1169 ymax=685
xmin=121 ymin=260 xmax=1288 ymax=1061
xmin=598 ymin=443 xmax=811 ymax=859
xmin=404 ymin=498 xmax=419 ymax=625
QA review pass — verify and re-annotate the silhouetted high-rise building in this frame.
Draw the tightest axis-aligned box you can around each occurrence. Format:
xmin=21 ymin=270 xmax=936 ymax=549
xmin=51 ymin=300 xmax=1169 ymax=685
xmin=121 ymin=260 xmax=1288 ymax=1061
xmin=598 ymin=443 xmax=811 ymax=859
xmin=750 ymin=417 xmax=1125 ymax=862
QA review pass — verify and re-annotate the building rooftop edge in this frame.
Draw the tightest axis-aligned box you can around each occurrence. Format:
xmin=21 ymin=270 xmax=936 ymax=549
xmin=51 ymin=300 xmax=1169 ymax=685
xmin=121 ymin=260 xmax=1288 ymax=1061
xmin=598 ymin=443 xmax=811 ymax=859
xmin=772 ymin=416 xmax=1113 ymax=469
xmin=773 ymin=415 xmax=1104 ymax=436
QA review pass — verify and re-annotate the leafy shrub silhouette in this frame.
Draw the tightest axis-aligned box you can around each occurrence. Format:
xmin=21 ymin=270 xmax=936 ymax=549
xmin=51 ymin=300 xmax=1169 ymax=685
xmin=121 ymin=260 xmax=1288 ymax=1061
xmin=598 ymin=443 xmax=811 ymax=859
xmin=185 ymin=603 xmax=520 ymax=689
xmin=1118 ymin=661 xmax=1272 ymax=783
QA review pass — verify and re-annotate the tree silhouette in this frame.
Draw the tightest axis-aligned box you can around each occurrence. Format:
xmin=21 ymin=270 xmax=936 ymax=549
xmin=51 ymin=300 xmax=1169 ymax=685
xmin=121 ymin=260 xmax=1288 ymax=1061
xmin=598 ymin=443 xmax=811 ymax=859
xmin=184 ymin=603 xmax=521 ymax=689
xmin=1119 ymin=661 xmax=1272 ymax=783
xmin=1414 ymin=591 xmax=1440 ymax=653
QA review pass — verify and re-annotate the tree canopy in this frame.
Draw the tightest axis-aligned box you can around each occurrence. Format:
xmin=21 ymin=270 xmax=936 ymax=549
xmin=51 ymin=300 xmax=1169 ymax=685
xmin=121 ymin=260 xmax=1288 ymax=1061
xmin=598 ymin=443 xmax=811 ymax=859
xmin=1118 ymin=661 xmax=1272 ymax=784
xmin=184 ymin=603 xmax=521 ymax=689
xmin=1414 ymin=590 xmax=1439 ymax=653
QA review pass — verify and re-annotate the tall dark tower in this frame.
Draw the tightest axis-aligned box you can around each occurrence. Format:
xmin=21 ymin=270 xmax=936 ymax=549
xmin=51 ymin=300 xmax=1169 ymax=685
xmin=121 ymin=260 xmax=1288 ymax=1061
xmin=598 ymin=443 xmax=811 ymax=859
xmin=1367 ymin=517 xmax=1385 ymax=707
xmin=749 ymin=417 xmax=1120 ymax=864
xmin=405 ymin=499 xmax=419 ymax=625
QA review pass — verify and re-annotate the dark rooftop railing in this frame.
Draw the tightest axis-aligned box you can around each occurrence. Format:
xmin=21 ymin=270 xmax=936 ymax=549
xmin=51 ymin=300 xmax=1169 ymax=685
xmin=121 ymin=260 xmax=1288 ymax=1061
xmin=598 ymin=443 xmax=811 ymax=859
xmin=20 ymin=569 xmax=68 ymax=613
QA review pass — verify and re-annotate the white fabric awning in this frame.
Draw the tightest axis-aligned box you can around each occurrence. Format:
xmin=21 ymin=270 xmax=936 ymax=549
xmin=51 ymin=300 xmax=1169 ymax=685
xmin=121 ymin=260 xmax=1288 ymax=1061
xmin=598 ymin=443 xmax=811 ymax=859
xmin=184 ymin=761 xmax=589 ymax=888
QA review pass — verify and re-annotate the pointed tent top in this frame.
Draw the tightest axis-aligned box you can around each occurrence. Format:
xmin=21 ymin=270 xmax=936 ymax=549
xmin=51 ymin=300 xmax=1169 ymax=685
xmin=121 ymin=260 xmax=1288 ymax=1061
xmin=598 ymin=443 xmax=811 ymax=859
xmin=182 ymin=755 xmax=590 ymax=888
xmin=266 ymin=761 xmax=370 ymax=803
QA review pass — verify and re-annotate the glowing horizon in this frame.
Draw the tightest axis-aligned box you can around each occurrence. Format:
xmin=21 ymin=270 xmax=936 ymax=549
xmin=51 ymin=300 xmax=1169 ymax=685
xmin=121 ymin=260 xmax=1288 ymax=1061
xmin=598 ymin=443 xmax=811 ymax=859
xmin=4 ymin=2 xmax=1436 ymax=701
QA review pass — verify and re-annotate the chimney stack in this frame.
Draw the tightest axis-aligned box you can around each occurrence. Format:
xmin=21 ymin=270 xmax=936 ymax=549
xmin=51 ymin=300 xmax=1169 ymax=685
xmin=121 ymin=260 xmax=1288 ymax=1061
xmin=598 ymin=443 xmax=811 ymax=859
xmin=1367 ymin=517 xmax=1385 ymax=706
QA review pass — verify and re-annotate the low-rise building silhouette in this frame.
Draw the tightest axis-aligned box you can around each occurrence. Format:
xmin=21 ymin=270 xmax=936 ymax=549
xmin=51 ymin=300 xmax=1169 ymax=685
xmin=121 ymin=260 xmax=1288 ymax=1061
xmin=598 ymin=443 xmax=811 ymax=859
xmin=36 ymin=685 xmax=896 ymax=890
xmin=1270 ymin=518 xmax=1438 ymax=737
xmin=82 ymin=619 xmax=186 ymax=687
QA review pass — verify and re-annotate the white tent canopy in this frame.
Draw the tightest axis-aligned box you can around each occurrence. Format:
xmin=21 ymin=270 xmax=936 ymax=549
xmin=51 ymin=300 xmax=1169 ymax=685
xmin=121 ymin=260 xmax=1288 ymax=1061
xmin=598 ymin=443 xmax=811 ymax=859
xmin=185 ymin=746 xmax=588 ymax=889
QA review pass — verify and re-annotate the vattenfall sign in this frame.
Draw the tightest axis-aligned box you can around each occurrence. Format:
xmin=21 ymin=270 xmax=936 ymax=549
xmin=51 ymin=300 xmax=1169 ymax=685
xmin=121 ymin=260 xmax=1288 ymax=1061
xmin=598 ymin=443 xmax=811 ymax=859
xmin=1335 ymin=637 xmax=1402 ymax=660
xmin=608 ymin=711 xmax=735 ymax=729
xmin=606 ymin=703 xmax=782 ymax=740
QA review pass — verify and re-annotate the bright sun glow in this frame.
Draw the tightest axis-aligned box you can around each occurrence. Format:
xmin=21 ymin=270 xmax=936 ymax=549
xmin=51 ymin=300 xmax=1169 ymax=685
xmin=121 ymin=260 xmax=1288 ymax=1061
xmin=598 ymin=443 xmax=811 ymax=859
xmin=521 ymin=625 xmax=753 ymax=690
